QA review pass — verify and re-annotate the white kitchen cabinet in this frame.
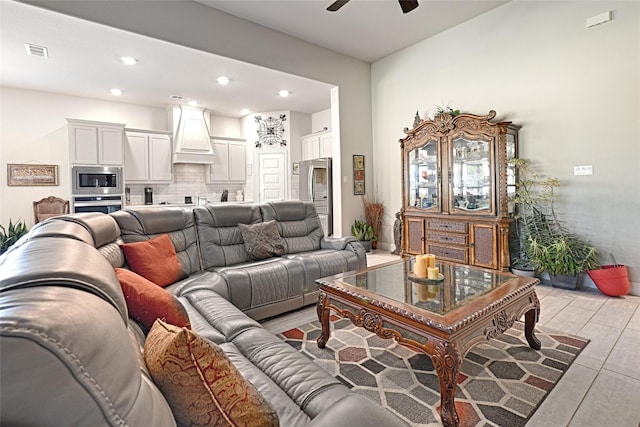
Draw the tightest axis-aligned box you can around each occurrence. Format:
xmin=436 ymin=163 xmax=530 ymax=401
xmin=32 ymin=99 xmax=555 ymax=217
xmin=67 ymin=119 xmax=125 ymax=166
xmin=206 ymin=138 xmax=246 ymax=183
xmin=124 ymin=130 xmax=172 ymax=183
xmin=301 ymin=130 xmax=332 ymax=161
xmin=320 ymin=132 xmax=333 ymax=158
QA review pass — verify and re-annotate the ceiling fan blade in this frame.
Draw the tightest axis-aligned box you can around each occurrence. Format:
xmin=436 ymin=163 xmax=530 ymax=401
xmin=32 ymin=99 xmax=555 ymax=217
xmin=327 ymin=0 xmax=350 ymax=12
xmin=399 ymin=0 xmax=419 ymax=14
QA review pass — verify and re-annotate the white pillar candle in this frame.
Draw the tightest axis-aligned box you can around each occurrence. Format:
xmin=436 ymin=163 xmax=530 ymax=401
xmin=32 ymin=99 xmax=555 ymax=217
xmin=414 ymin=255 xmax=427 ymax=278
xmin=427 ymin=266 xmax=440 ymax=280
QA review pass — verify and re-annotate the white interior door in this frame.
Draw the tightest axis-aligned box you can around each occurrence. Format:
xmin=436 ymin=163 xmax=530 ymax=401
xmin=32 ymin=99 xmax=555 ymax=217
xmin=258 ymin=152 xmax=286 ymax=202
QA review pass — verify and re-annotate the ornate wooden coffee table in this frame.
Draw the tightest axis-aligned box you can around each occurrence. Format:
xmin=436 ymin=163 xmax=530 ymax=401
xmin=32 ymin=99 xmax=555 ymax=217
xmin=316 ymin=258 xmax=540 ymax=427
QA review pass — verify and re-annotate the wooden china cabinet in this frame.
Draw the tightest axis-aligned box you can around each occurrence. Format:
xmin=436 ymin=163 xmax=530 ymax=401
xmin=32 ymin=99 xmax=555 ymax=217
xmin=399 ymin=110 xmax=520 ymax=271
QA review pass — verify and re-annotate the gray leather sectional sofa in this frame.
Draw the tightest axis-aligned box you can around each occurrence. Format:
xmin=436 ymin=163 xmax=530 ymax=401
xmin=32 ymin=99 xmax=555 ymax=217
xmin=0 ymin=201 xmax=405 ymax=427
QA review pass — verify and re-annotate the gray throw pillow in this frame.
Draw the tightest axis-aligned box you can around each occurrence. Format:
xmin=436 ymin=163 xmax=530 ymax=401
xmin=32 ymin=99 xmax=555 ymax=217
xmin=238 ymin=220 xmax=286 ymax=260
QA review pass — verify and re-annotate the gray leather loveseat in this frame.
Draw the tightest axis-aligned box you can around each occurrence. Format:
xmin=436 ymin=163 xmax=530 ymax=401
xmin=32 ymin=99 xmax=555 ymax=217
xmin=0 ymin=201 xmax=405 ymax=427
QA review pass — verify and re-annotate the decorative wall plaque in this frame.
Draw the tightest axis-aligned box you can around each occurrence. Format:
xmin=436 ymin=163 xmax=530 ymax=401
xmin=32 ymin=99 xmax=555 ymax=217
xmin=7 ymin=164 xmax=58 ymax=186
xmin=255 ymin=114 xmax=287 ymax=148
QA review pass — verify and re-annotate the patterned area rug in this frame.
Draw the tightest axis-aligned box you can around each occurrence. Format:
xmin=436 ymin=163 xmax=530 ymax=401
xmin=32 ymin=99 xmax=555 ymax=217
xmin=278 ymin=317 xmax=588 ymax=427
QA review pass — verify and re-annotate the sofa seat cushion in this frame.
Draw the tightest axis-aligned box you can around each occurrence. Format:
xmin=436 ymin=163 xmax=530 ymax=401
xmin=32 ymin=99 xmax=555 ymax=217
xmin=115 ymin=268 xmax=191 ymax=331
xmin=238 ymin=220 xmax=286 ymax=261
xmin=228 ymin=327 xmax=353 ymax=419
xmin=283 ymin=249 xmax=361 ymax=293
xmin=178 ymin=289 xmax=262 ymax=342
xmin=144 ymin=320 xmax=279 ymax=427
xmin=213 ymin=258 xmax=305 ymax=312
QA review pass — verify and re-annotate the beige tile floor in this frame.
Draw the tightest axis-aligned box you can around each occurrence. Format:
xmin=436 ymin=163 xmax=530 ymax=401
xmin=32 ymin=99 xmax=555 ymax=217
xmin=261 ymin=251 xmax=640 ymax=427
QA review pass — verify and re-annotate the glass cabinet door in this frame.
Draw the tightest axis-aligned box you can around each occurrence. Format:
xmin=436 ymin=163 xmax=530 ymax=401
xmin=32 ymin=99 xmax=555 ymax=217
xmin=408 ymin=140 xmax=439 ymax=210
xmin=450 ymin=137 xmax=492 ymax=213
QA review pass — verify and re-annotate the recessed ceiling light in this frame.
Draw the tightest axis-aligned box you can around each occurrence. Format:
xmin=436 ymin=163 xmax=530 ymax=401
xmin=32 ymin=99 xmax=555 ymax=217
xmin=278 ymin=90 xmax=290 ymax=97
xmin=217 ymin=76 xmax=230 ymax=85
xmin=120 ymin=56 xmax=137 ymax=65
xmin=240 ymin=108 xmax=251 ymax=115
xmin=188 ymin=100 xmax=198 ymax=106
xmin=110 ymin=88 xmax=122 ymax=96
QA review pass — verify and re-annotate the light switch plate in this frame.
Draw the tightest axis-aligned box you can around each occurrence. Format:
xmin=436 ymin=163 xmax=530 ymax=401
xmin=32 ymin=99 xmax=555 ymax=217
xmin=574 ymin=165 xmax=593 ymax=175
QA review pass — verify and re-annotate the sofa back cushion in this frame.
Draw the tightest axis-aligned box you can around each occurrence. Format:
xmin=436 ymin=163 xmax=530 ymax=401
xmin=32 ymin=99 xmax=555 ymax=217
xmin=55 ymin=213 xmax=126 ymax=268
xmin=260 ymin=201 xmax=324 ymax=254
xmin=112 ymin=207 xmax=201 ymax=275
xmin=194 ymin=204 xmax=262 ymax=269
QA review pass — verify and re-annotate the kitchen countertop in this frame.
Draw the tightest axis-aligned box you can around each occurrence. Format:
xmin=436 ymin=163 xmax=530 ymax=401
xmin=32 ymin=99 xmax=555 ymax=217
xmin=125 ymin=201 xmax=254 ymax=209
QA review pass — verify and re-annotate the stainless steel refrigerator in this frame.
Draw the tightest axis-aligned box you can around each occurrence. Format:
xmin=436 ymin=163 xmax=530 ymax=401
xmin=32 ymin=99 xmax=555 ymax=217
xmin=299 ymin=158 xmax=332 ymax=235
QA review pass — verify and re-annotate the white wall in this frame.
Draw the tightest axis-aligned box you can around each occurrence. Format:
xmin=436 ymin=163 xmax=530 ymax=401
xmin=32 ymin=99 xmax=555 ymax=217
xmin=210 ymin=115 xmax=242 ymax=139
xmin=311 ymin=109 xmax=332 ymax=133
xmin=371 ymin=1 xmax=640 ymax=290
xmin=0 ymin=86 xmax=166 ymax=227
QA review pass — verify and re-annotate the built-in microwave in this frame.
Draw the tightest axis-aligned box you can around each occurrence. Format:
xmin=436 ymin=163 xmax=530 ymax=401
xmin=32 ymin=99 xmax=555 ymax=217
xmin=72 ymin=166 xmax=122 ymax=195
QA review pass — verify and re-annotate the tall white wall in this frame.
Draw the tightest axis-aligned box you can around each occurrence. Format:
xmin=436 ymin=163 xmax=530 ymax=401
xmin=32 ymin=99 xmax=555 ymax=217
xmin=371 ymin=1 xmax=640 ymax=290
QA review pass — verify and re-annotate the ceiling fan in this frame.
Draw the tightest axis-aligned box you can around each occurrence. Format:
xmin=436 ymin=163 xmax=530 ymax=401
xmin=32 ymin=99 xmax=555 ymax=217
xmin=327 ymin=0 xmax=419 ymax=14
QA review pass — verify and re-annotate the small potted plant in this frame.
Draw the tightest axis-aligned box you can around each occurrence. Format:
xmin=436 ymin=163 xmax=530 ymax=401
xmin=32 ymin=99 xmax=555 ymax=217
xmin=351 ymin=219 xmax=374 ymax=252
xmin=0 ymin=219 xmax=28 ymax=256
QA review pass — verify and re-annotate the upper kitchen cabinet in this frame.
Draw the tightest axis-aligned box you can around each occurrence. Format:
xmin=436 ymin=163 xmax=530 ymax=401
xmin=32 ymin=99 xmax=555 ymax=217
xmin=400 ymin=110 xmax=520 ymax=271
xmin=66 ymin=119 xmax=125 ymax=166
xmin=124 ymin=130 xmax=172 ymax=183
xmin=302 ymin=130 xmax=332 ymax=161
xmin=206 ymin=138 xmax=247 ymax=183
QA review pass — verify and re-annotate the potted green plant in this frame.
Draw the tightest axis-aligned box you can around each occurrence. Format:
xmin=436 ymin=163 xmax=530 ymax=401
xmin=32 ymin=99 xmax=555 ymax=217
xmin=508 ymin=159 xmax=598 ymax=287
xmin=351 ymin=219 xmax=374 ymax=253
xmin=0 ymin=219 xmax=28 ymax=255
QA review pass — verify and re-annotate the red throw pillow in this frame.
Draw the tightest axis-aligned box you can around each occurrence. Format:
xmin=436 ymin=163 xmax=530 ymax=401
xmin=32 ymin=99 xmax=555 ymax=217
xmin=120 ymin=234 xmax=187 ymax=287
xmin=115 ymin=268 xmax=191 ymax=331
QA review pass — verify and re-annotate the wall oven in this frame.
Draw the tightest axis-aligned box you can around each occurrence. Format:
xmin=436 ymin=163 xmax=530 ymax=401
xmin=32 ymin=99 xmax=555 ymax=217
xmin=72 ymin=166 xmax=122 ymax=195
xmin=73 ymin=195 xmax=122 ymax=214
xmin=72 ymin=166 xmax=123 ymax=213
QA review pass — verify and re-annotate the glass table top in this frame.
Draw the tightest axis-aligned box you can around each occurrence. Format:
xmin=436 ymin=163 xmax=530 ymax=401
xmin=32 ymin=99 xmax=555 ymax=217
xmin=338 ymin=258 xmax=519 ymax=316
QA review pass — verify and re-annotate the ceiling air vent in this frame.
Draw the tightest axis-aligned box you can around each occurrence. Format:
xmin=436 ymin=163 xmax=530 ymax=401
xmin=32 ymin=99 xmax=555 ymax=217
xmin=170 ymin=95 xmax=191 ymax=101
xmin=25 ymin=43 xmax=48 ymax=58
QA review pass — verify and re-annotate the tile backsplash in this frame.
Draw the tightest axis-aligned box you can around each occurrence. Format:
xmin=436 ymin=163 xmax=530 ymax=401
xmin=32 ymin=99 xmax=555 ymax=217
xmin=126 ymin=163 xmax=246 ymax=206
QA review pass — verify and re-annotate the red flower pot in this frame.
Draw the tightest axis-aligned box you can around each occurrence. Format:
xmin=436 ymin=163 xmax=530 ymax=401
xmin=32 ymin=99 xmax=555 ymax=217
xmin=587 ymin=265 xmax=629 ymax=297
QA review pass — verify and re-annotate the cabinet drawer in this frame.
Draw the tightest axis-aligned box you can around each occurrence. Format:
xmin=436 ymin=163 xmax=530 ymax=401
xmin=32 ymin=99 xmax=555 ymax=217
xmin=427 ymin=244 xmax=468 ymax=263
xmin=426 ymin=219 xmax=467 ymax=233
xmin=426 ymin=232 xmax=468 ymax=246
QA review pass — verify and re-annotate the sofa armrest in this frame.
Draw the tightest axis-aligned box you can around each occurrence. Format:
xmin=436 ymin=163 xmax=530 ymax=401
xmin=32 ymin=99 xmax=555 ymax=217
xmin=309 ymin=394 xmax=406 ymax=427
xmin=320 ymin=236 xmax=358 ymax=251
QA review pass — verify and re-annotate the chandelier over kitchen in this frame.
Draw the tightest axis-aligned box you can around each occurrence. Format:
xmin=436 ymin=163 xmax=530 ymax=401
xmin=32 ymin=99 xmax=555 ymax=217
xmin=255 ymin=114 xmax=287 ymax=148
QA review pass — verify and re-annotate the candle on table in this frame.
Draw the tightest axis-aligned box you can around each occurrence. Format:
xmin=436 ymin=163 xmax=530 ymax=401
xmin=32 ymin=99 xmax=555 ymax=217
xmin=425 ymin=254 xmax=436 ymax=268
xmin=414 ymin=255 xmax=427 ymax=278
xmin=427 ymin=266 xmax=440 ymax=280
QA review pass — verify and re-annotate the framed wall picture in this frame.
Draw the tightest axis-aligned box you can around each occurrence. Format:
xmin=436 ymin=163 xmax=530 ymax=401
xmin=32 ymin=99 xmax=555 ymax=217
xmin=7 ymin=164 xmax=58 ymax=186
xmin=353 ymin=155 xmax=365 ymax=195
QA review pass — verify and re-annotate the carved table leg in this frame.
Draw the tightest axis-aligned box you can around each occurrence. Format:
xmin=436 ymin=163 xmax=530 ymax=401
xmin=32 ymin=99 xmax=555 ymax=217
xmin=524 ymin=308 xmax=541 ymax=350
xmin=317 ymin=292 xmax=330 ymax=348
xmin=432 ymin=341 xmax=462 ymax=427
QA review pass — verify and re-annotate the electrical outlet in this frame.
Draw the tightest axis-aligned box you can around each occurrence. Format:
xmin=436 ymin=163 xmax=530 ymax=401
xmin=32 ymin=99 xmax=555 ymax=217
xmin=343 ymin=175 xmax=349 ymax=183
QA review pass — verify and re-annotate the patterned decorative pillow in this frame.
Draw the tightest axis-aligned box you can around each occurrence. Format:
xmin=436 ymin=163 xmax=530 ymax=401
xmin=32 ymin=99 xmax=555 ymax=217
xmin=115 ymin=268 xmax=191 ymax=331
xmin=144 ymin=320 xmax=279 ymax=427
xmin=120 ymin=234 xmax=187 ymax=287
xmin=238 ymin=220 xmax=286 ymax=261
